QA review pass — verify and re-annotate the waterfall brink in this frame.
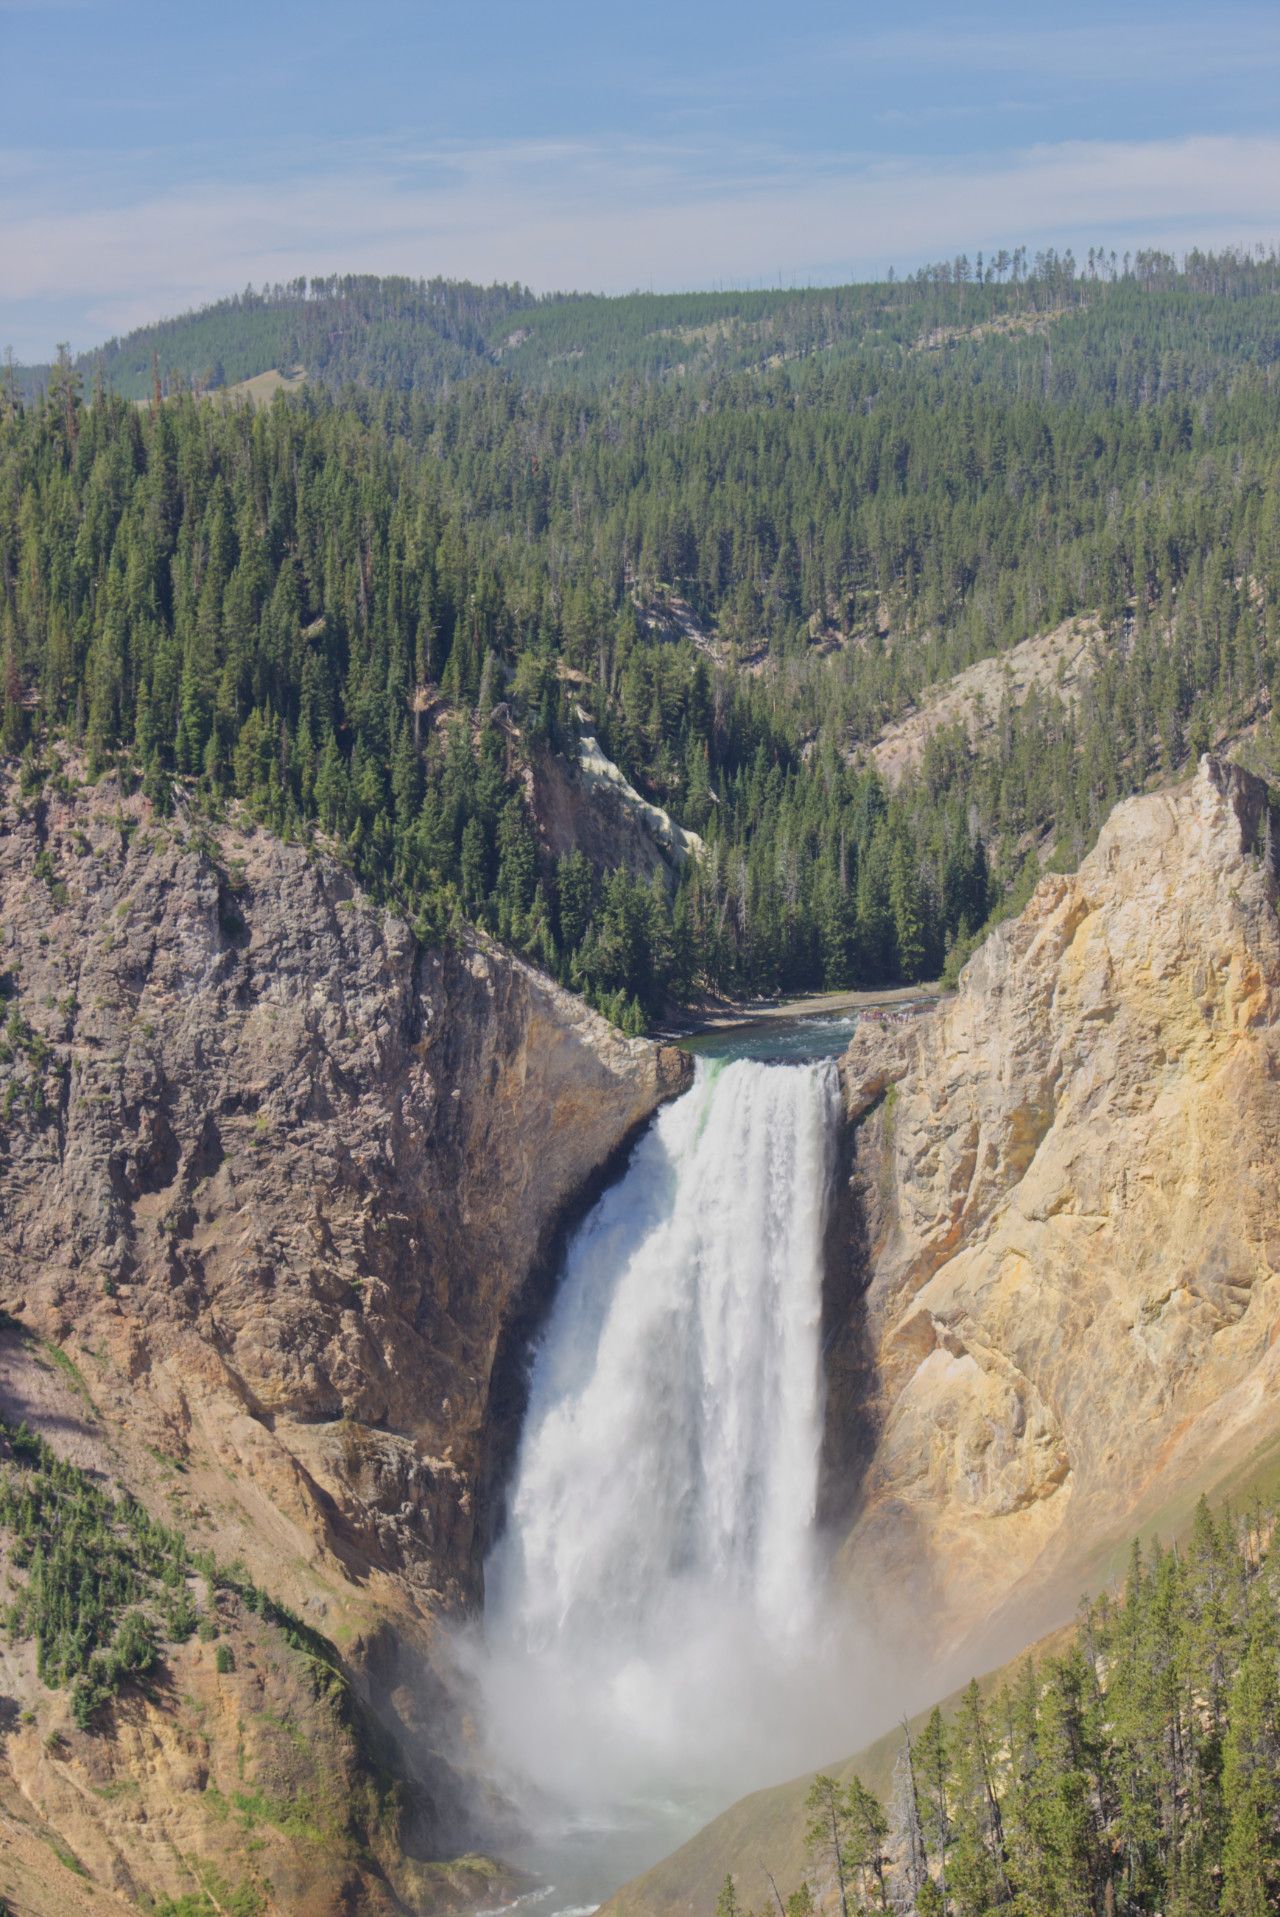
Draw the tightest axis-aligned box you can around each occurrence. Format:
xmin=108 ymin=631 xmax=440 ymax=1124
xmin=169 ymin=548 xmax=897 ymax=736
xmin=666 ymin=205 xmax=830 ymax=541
xmin=476 ymin=1057 xmax=847 ymax=1832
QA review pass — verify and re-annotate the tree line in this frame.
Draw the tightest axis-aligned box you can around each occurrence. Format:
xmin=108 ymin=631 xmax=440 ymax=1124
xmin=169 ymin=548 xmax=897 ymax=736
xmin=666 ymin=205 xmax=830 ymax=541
xmin=16 ymin=243 xmax=1280 ymax=405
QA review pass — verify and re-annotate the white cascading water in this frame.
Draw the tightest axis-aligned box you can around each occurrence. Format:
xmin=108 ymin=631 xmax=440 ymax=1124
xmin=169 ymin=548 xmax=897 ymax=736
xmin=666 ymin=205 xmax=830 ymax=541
xmin=474 ymin=1056 xmax=854 ymax=1868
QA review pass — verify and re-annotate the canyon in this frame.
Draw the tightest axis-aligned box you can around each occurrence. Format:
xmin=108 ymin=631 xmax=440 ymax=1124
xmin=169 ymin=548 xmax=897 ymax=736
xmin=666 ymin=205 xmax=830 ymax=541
xmin=2 ymin=751 xmax=1280 ymax=1915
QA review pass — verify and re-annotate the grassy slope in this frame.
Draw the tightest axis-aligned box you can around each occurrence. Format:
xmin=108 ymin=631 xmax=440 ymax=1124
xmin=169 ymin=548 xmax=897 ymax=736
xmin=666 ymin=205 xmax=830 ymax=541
xmin=221 ymin=365 xmax=307 ymax=405
xmin=601 ymin=1636 xmax=1066 ymax=1917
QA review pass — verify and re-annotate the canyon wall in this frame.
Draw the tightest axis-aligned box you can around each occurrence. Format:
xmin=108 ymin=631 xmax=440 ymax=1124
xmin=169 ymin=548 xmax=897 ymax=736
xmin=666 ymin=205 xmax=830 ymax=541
xmin=0 ymin=756 xmax=689 ymax=1911
xmin=9 ymin=747 xmax=1280 ymax=1916
xmin=835 ymin=755 xmax=1280 ymax=1663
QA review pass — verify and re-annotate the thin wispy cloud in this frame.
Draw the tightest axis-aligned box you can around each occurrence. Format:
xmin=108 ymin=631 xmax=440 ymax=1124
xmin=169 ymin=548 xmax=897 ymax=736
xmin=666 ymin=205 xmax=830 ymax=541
xmin=3 ymin=131 xmax=1276 ymax=357
xmin=3 ymin=1 xmax=1279 ymax=357
xmin=638 ymin=14 xmax=1280 ymax=114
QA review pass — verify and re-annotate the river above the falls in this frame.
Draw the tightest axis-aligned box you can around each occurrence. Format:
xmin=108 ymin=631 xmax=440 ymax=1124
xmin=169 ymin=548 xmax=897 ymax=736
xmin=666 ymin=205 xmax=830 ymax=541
xmin=677 ymin=989 xmax=935 ymax=1063
xmin=680 ymin=1008 xmax=861 ymax=1062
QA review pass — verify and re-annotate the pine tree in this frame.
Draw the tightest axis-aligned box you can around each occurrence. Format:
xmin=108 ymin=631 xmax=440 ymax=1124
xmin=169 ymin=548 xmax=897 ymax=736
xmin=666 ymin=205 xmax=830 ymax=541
xmin=947 ymin=1681 xmax=1009 ymax=1915
xmin=1221 ymin=1602 xmax=1280 ymax=1916
xmin=916 ymin=1708 xmax=951 ymax=1912
xmin=889 ymin=1727 xmax=928 ymax=1912
xmin=805 ymin=1774 xmax=852 ymax=1917
xmin=716 ymin=1874 xmax=742 ymax=1917
xmin=844 ymin=1776 xmax=891 ymax=1913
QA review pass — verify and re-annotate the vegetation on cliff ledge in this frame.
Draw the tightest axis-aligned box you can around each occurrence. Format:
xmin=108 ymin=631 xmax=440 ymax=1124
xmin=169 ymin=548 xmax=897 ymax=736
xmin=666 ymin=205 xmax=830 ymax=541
xmin=0 ymin=1407 xmax=352 ymax=1735
xmin=0 ymin=1398 xmax=418 ymax=1910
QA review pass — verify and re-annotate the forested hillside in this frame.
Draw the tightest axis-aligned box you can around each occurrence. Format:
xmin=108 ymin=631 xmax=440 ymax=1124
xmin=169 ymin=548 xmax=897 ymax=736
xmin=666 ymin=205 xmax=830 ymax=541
xmin=16 ymin=245 xmax=1280 ymax=404
xmin=13 ymin=277 xmax=535 ymax=407
xmin=742 ymin=1497 xmax=1280 ymax=1917
xmin=4 ymin=248 xmax=1280 ymax=1021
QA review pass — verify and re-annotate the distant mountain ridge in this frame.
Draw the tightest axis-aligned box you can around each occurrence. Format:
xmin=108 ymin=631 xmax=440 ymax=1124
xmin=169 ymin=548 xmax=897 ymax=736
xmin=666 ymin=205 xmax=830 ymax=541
xmin=15 ymin=274 xmax=536 ymax=403
xmin=23 ymin=244 xmax=1280 ymax=404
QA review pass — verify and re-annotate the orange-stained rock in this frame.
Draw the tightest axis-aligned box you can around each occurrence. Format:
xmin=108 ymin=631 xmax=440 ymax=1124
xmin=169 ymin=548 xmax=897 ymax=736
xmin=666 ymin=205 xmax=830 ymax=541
xmin=835 ymin=756 xmax=1280 ymax=1665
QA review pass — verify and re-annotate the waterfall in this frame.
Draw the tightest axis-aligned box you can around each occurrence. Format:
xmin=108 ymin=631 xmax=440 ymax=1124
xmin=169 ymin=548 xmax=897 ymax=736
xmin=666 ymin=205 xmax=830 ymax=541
xmin=476 ymin=1057 xmax=846 ymax=1834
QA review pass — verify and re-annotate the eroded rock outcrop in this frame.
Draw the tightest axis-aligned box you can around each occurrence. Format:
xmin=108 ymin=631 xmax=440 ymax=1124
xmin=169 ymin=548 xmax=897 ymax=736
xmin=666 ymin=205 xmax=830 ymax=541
xmin=0 ymin=756 xmax=689 ymax=1898
xmin=834 ymin=756 xmax=1280 ymax=1661
xmin=527 ymin=729 xmax=703 ymax=886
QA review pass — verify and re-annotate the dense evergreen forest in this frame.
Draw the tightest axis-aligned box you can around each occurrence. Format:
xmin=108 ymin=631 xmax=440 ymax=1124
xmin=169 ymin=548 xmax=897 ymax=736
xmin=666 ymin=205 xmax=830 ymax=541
xmin=731 ymin=1496 xmax=1280 ymax=1917
xmin=4 ymin=248 xmax=1280 ymax=1022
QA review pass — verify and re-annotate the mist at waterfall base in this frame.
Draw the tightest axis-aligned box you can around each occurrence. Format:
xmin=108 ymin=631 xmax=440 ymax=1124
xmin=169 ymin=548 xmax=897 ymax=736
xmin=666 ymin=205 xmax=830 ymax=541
xmin=458 ymin=1056 xmax=891 ymax=1909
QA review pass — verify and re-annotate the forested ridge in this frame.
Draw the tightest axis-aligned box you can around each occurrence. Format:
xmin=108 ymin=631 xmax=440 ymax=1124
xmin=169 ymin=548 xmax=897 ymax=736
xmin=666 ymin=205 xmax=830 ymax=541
xmin=15 ymin=243 xmax=1280 ymax=404
xmin=4 ymin=248 xmax=1280 ymax=1022
xmin=731 ymin=1497 xmax=1280 ymax=1917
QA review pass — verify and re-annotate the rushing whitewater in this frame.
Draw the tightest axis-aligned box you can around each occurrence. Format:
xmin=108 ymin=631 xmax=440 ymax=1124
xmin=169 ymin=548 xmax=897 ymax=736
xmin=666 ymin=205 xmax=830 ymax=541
xmin=475 ymin=1057 xmax=849 ymax=1834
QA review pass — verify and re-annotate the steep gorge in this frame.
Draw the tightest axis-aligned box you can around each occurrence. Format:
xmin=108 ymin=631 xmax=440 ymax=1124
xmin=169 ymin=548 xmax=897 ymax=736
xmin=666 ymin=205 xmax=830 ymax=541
xmin=5 ymin=751 xmax=1280 ymax=1916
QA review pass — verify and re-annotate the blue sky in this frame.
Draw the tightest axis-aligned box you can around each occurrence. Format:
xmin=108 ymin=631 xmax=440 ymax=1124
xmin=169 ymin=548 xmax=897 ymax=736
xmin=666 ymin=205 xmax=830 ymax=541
xmin=2 ymin=0 xmax=1278 ymax=359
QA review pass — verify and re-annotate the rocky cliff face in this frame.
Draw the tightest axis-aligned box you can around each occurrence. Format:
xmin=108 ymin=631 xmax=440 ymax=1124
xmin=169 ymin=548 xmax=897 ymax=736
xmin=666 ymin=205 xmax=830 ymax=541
xmin=834 ymin=755 xmax=1280 ymax=1662
xmin=0 ymin=754 xmax=689 ymax=1906
xmin=527 ymin=731 xmax=701 ymax=887
xmin=12 ymin=747 xmax=1280 ymax=1914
